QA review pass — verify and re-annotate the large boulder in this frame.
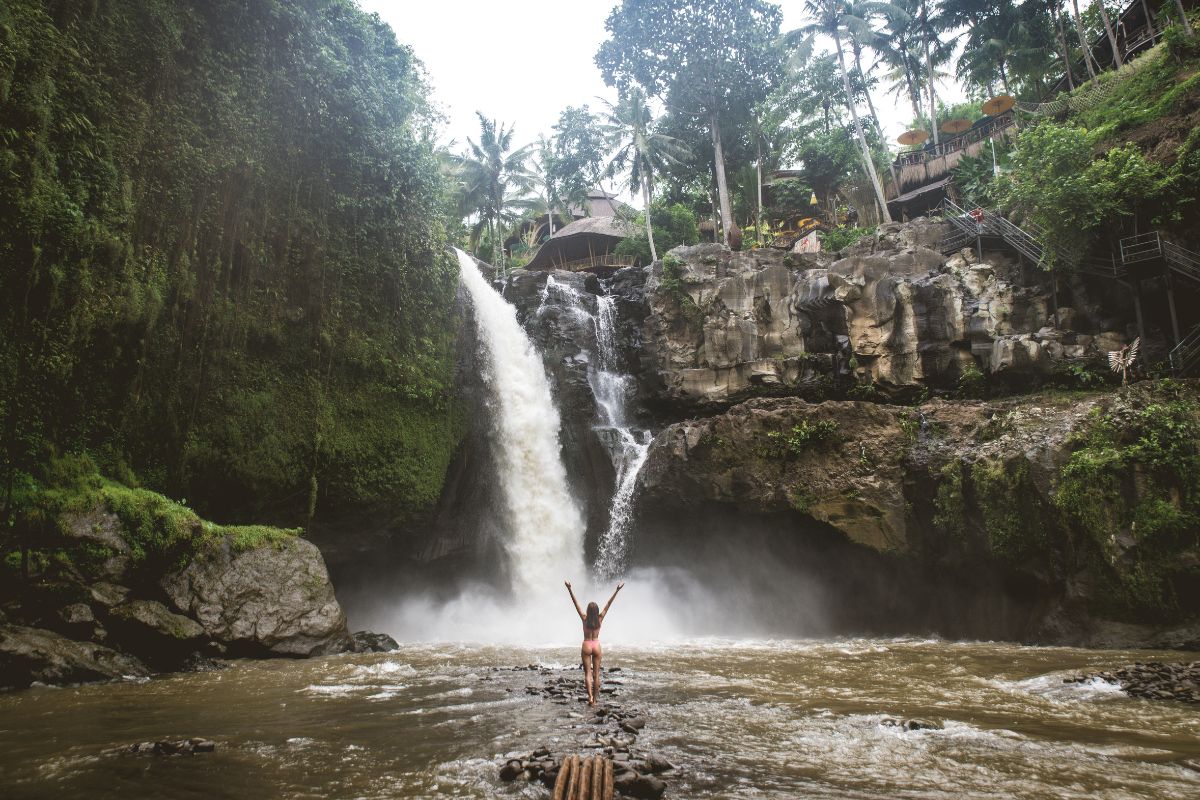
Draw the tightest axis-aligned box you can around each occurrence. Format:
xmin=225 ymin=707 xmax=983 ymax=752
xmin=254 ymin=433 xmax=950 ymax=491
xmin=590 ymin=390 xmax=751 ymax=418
xmin=0 ymin=624 xmax=149 ymax=689
xmin=161 ymin=533 xmax=351 ymax=657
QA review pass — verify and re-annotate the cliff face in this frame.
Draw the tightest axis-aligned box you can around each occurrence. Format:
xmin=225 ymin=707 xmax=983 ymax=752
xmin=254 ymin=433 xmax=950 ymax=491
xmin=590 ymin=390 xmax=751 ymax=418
xmin=490 ymin=219 xmax=1198 ymax=647
xmin=638 ymin=220 xmax=1131 ymax=411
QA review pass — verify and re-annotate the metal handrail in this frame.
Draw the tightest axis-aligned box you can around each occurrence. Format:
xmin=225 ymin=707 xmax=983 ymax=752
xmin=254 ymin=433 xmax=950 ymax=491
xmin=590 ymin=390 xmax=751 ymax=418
xmin=1120 ymin=232 xmax=1163 ymax=265
xmin=1163 ymin=241 xmax=1200 ymax=284
xmin=1169 ymin=325 xmax=1200 ymax=376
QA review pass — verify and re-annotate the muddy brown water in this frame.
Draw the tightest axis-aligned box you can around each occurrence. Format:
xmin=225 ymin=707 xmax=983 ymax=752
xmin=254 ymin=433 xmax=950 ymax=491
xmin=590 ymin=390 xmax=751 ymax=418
xmin=2 ymin=638 xmax=1198 ymax=799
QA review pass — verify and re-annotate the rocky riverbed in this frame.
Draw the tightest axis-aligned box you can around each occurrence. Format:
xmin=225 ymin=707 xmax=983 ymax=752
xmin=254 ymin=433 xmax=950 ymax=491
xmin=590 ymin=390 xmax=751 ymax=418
xmin=1066 ymin=661 xmax=1200 ymax=704
xmin=500 ymin=666 xmax=671 ymax=798
xmin=2 ymin=638 xmax=1198 ymax=799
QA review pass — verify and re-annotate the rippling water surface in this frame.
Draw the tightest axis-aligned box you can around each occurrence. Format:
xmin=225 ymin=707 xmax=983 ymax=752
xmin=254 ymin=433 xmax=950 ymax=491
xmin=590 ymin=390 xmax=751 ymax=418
xmin=2 ymin=638 xmax=1198 ymax=799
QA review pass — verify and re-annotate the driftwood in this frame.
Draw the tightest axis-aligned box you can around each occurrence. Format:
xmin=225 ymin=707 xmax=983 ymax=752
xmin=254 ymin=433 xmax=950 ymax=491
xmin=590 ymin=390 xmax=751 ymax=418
xmin=554 ymin=754 xmax=614 ymax=800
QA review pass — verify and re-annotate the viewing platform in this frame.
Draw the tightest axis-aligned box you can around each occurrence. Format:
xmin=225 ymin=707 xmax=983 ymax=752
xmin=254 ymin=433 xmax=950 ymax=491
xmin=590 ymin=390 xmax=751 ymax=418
xmin=893 ymin=111 xmax=1016 ymax=193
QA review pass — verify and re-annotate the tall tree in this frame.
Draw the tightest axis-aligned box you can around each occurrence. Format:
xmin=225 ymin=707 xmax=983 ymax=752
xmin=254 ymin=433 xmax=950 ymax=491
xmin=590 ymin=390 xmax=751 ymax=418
xmin=549 ymin=105 xmax=609 ymax=216
xmin=457 ymin=113 xmax=534 ymax=272
xmin=1095 ymin=1 xmax=1123 ymax=67
xmin=596 ymin=0 xmax=783 ymax=246
xmin=788 ymin=0 xmax=893 ymax=223
xmin=1069 ymin=0 xmax=1100 ymax=84
xmin=599 ymin=87 xmax=689 ymax=262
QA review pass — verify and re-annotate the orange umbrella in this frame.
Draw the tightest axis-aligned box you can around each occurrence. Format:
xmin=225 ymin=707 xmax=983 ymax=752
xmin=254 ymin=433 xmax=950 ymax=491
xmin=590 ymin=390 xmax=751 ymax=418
xmin=982 ymin=95 xmax=1016 ymax=116
xmin=897 ymin=129 xmax=929 ymax=146
xmin=940 ymin=118 xmax=972 ymax=134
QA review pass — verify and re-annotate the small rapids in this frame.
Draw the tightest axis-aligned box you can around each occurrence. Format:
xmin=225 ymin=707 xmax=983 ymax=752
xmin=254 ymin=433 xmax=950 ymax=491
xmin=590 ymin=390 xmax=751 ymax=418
xmin=2 ymin=639 xmax=1197 ymax=799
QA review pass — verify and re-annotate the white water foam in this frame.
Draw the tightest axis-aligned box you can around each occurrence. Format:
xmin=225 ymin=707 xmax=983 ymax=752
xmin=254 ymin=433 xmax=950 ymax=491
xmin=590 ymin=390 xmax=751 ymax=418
xmin=456 ymin=250 xmax=586 ymax=595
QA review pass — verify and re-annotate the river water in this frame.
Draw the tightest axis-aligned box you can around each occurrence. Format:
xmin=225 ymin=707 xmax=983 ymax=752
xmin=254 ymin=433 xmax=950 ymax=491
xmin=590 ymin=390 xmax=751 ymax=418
xmin=3 ymin=638 xmax=1198 ymax=799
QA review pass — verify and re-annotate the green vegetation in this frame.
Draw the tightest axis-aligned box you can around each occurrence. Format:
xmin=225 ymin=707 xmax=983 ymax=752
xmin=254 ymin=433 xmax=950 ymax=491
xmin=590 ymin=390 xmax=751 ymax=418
xmin=1054 ymin=383 xmax=1200 ymax=619
xmin=615 ymin=202 xmax=700 ymax=265
xmin=821 ymin=226 xmax=873 ymax=252
xmin=2 ymin=452 xmax=298 ymax=584
xmin=971 ymin=459 xmax=1057 ymax=565
xmin=932 ymin=462 xmax=966 ymax=538
xmin=0 ymin=0 xmax=463 ymax=539
xmin=765 ymin=419 xmax=840 ymax=458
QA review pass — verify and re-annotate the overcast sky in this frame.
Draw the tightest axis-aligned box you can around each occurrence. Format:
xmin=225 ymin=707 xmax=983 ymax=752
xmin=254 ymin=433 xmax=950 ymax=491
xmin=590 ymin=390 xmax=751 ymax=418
xmin=358 ymin=0 xmax=964 ymax=163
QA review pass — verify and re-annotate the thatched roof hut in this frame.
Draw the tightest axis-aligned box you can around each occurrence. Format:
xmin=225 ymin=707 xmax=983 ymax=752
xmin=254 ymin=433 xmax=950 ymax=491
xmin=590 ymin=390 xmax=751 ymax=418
xmin=524 ymin=215 xmax=638 ymax=272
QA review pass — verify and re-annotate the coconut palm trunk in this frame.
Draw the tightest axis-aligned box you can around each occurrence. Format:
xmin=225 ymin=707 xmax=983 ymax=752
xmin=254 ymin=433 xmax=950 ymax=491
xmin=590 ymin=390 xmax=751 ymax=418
xmin=641 ymin=172 xmax=658 ymax=262
xmin=710 ymin=110 xmax=735 ymax=246
xmin=834 ymin=29 xmax=892 ymax=223
xmin=1096 ymin=1 xmax=1123 ymax=67
xmin=1071 ymin=0 xmax=1100 ymax=84
xmin=1174 ymin=0 xmax=1195 ymax=37
xmin=921 ymin=0 xmax=939 ymax=146
xmin=1053 ymin=5 xmax=1078 ymax=90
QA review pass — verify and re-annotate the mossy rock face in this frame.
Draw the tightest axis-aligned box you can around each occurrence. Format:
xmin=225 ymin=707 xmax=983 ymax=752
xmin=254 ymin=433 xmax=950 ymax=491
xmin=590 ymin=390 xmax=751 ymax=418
xmin=1053 ymin=382 xmax=1200 ymax=622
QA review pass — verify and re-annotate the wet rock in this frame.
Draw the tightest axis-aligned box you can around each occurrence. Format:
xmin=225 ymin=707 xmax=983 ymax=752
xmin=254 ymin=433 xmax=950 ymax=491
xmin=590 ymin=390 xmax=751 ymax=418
xmin=351 ymin=630 xmax=399 ymax=653
xmin=0 ymin=624 xmax=149 ymax=689
xmin=161 ymin=532 xmax=351 ymax=657
xmin=128 ymin=738 xmax=215 ymax=755
xmin=881 ymin=717 xmax=943 ymax=731
xmin=620 ymin=773 xmax=667 ymax=799
xmin=58 ymin=603 xmax=95 ymax=626
xmin=641 ymin=755 xmax=675 ymax=774
xmin=88 ymin=582 xmax=130 ymax=609
xmin=1067 ymin=662 xmax=1200 ymax=704
xmin=499 ymin=759 xmax=523 ymax=781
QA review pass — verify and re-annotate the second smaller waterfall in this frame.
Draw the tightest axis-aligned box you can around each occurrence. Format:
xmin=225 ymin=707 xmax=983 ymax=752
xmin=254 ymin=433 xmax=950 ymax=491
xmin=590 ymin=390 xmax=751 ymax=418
xmin=539 ymin=278 xmax=651 ymax=578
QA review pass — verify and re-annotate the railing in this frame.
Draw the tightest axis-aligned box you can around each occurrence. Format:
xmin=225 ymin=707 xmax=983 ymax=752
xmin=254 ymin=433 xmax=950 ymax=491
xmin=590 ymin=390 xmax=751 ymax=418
xmin=894 ymin=113 xmax=1016 ymax=169
xmin=1163 ymin=241 xmax=1200 ymax=285
xmin=1169 ymin=324 xmax=1200 ymax=376
xmin=1120 ymin=231 xmax=1164 ymax=264
xmin=549 ymin=254 xmax=637 ymax=272
xmin=938 ymin=198 xmax=1123 ymax=278
xmin=1118 ymin=232 xmax=1200 ymax=284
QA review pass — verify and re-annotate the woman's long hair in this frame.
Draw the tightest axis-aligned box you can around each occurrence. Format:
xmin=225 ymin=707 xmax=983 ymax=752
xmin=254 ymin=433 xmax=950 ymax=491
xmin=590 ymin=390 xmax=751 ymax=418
xmin=585 ymin=601 xmax=600 ymax=630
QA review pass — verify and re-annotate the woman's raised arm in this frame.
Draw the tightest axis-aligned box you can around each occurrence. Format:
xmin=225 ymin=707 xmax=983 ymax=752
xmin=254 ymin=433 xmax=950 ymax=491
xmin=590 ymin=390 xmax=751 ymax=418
xmin=600 ymin=582 xmax=624 ymax=622
xmin=564 ymin=580 xmax=585 ymax=621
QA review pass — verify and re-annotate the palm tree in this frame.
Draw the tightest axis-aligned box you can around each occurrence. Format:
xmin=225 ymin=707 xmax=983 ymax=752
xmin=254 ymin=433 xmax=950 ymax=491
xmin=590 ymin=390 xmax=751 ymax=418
xmin=1173 ymin=0 xmax=1195 ymax=38
xmin=789 ymin=0 xmax=893 ymax=223
xmin=599 ymin=87 xmax=688 ymax=262
xmin=1095 ymin=1 xmax=1123 ymax=68
xmin=874 ymin=0 xmax=925 ymax=124
xmin=457 ymin=113 xmax=534 ymax=273
xmin=1068 ymin=0 xmax=1100 ymax=84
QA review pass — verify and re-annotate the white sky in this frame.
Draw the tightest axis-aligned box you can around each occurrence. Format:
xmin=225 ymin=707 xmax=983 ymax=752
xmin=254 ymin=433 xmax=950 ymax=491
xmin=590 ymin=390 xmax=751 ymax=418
xmin=359 ymin=0 xmax=964 ymax=160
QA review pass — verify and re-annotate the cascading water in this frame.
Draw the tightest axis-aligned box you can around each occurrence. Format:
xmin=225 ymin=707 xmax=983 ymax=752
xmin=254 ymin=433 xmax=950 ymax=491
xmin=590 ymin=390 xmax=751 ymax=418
xmin=538 ymin=276 xmax=651 ymax=578
xmin=455 ymin=250 xmax=585 ymax=595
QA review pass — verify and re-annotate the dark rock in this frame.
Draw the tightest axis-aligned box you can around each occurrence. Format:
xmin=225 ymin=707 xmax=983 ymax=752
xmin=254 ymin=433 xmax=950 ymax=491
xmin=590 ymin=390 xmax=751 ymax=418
xmin=58 ymin=603 xmax=95 ymax=626
xmin=161 ymin=532 xmax=351 ymax=657
xmin=642 ymin=755 xmax=675 ymax=774
xmin=0 ymin=624 xmax=149 ymax=689
xmin=351 ymin=630 xmax=399 ymax=653
xmin=179 ymin=652 xmax=228 ymax=672
xmin=499 ymin=759 xmax=523 ymax=781
xmin=881 ymin=717 xmax=943 ymax=731
xmin=623 ymin=773 xmax=667 ymax=799
xmin=128 ymin=738 xmax=215 ymax=756
xmin=88 ymin=582 xmax=130 ymax=608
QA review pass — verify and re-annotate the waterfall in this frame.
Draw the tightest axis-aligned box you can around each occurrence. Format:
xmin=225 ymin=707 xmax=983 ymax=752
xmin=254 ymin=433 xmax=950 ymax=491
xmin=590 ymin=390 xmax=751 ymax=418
xmin=455 ymin=250 xmax=585 ymax=595
xmin=539 ymin=277 xmax=651 ymax=578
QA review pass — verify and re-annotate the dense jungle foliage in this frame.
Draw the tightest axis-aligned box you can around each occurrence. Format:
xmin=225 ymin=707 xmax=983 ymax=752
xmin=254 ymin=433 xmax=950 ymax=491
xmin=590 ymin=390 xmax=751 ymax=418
xmin=0 ymin=0 xmax=463 ymax=542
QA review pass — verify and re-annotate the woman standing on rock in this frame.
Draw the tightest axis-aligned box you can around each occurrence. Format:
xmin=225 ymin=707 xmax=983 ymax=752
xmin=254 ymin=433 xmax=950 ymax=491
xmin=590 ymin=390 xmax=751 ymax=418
xmin=564 ymin=580 xmax=623 ymax=706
